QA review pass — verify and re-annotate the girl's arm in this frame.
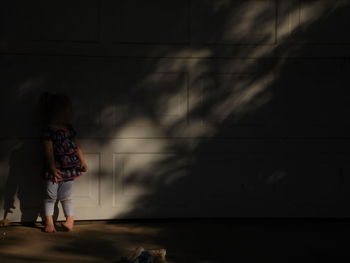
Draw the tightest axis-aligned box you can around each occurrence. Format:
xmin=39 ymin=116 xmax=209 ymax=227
xmin=43 ymin=140 xmax=63 ymax=182
xmin=74 ymin=139 xmax=88 ymax=172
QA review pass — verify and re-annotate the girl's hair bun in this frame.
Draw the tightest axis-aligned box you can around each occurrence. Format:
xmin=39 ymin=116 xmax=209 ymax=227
xmin=40 ymin=91 xmax=52 ymax=106
xmin=39 ymin=91 xmax=73 ymax=124
xmin=39 ymin=91 xmax=52 ymax=124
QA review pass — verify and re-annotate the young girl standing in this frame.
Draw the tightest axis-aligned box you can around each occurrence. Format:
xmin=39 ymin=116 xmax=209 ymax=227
xmin=40 ymin=92 xmax=88 ymax=232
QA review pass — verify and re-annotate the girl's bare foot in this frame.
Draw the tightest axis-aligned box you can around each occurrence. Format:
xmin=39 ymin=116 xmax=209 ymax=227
xmin=44 ymin=223 xmax=56 ymax=232
xmin=44 ymin=216 xmax=56 ymax=233
xmin=61 ymin=216 xmax=74 ymax=231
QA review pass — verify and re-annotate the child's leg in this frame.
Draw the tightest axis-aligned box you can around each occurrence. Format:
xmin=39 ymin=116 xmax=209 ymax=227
xmin=58 ymin=180 xmax=74 ymax=231
xmin=44 ymin=181 xmax=58 ymax=232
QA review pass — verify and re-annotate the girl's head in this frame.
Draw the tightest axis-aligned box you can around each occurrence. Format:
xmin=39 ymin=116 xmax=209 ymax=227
xmin=40 ymin=92 xmax=73 ymax=125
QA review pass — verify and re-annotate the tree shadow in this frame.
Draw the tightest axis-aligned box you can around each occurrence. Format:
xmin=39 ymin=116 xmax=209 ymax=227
xmin=115 ymin=1 xmax=350 ymax=219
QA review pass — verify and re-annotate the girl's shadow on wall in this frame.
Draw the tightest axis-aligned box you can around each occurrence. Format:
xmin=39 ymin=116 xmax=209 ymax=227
xmin=3 ymin=95 xmax=59 ymax=226
xmin=5 ymin=141 xmax=44 ymax=225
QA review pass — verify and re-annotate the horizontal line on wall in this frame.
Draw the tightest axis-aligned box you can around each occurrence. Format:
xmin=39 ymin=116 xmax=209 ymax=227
xmin=2 ymin=137 xmax=350 ymax=140
xmin=73 ymin=218 xmax=350 ymax=222
xmin=18 ymin=40 xmax=100 ymax=44
xmin=112 ymin=41 xmax=189 ymax=45
xmin=111 ymin=42 xmax=277 ymax=46
xmin=282 ymin=41 xmax=350 ymax=46
xmin=1 ymin=52 xmax=349 ymax=60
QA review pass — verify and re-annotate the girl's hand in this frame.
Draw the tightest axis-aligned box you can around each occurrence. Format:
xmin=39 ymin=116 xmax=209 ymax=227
xmin=50 ymin=168 xmax=64 ymax=183
xmin=80 ymin=161 xmax=88 ymax=172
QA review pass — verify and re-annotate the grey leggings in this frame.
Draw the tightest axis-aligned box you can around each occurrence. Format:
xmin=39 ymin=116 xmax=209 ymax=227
xmin=44 ymin=180 xmax=74 ymax=217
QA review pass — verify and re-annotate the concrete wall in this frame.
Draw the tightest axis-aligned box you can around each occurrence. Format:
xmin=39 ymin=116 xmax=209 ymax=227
xmin=1 ymin=0 xmax=350 ymax=221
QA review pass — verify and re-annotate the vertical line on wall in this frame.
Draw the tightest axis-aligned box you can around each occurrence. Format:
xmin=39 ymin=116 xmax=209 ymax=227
xmin=187 ymin=0 xmax=191 ymax=45
xmin=112 ymin=152 xmax=116 ymax=207
xmin=98 ymin=152 xmax=102 ymax=206
xmin=186 ymin=71 xmax=190 ymax=126
xmin=97 ymin=0 xmax=102 ymax=44
xmin=274 ymin=0 xmax=279 ymax=45
xmin=297 ymin=0 xmax=301 ymax=27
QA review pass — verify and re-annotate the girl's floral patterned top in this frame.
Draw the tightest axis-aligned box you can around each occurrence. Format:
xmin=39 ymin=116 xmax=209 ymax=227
xmin=42 ymin=124 xmax=83 ymax=181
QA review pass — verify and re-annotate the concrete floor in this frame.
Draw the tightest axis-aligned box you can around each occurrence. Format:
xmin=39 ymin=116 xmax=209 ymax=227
xmin=0 ymin=219 xmax=350 ymax=263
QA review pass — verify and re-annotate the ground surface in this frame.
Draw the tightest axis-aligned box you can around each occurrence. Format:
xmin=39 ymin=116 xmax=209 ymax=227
xmin=0 ymin=219 xmax=350 ymax=262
